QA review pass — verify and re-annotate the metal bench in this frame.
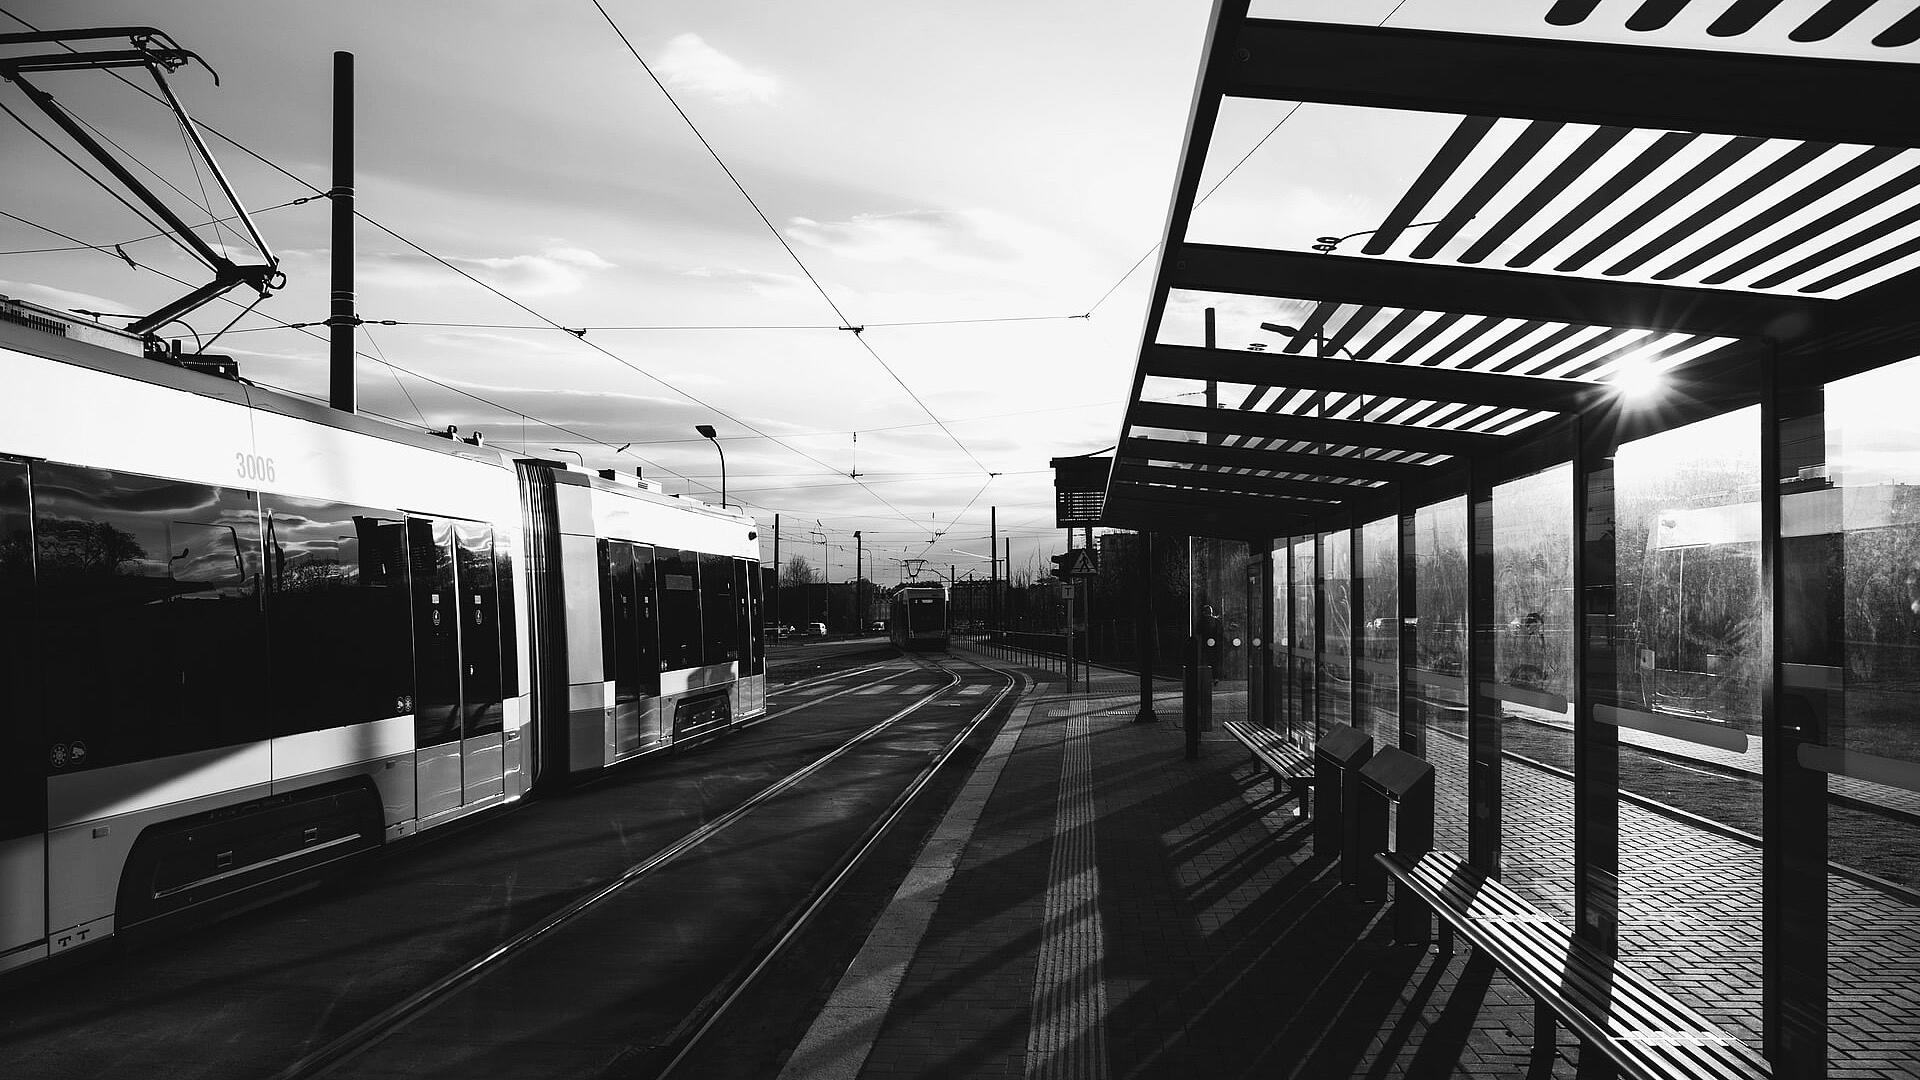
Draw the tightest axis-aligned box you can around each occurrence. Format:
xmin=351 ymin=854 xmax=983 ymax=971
xmin=1223 ymin=720 xmax=1315 ymax=817
xmin=1378 ymin=849 xmax=1772 ymax=1080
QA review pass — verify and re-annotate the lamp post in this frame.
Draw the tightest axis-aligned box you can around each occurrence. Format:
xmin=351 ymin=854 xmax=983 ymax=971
xmin=1260 ymin=322 xmax=1361 ymax=457
xmin=695 ymin=424 xmax=726 ymax=507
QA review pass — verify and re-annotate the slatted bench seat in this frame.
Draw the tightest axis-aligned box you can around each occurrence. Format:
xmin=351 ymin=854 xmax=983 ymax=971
xmin=1223 ymin=720 xmax=1315 ymax=817
xmin=1378 ymin=849 xmax=1772 ymax=1080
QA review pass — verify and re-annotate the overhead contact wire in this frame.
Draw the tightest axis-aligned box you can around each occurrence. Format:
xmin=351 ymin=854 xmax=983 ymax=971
xmin=588 ymin=0 xmax=995 ymax=480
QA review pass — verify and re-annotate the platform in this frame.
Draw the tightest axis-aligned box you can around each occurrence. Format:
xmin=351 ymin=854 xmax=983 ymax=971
xmin=774 ymin=647 xmax=1920 ymax=1080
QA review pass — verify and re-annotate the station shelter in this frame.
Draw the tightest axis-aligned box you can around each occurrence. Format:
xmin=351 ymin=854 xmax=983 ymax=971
xmin=1100 ymin=3 xmax=1920 ymax=1076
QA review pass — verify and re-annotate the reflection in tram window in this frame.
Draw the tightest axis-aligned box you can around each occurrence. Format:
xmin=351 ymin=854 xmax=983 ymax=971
xmin=33 ymin=463 xmax=266 ymax=768
xmin=264 ymin=495 xmax=411 ymax=736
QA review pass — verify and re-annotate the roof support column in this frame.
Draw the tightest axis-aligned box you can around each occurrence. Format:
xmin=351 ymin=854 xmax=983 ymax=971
xmin=1764 ymin=343 xmax=1829 ymax=1078
xmin=1573 ymin=409 xmax=1620 ymax=954
xmin=1467 ymin=455 xmax=1501 ymax=874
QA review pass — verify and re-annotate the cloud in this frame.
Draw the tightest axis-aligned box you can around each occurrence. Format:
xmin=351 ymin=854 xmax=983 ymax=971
xmin=0 ymin=279 xmax=138 ymax=319
xmin=784 ymin=209 xmax=1030 ymax=272
xmin=681 ymin=265 xmax=811 ymax=296
xmin=656 ymin=33 xmax=778 ymax=106
xmin=357 ymin=244 xmax=615 ymax=298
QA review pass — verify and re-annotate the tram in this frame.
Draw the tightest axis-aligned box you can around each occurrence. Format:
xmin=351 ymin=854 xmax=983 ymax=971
xmin=889 ymin=582 xmax=950 ymax=651
xmin=0 ymin=299 xmax=764 ymax=974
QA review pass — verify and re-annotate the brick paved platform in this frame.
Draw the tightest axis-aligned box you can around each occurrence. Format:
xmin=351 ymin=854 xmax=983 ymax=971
xmin=778 ymin=650 xmax=1920 ymax=1079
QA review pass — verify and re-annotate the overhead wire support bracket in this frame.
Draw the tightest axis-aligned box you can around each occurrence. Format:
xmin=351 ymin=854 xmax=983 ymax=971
xmin=0 ymin=26 xmax=281 ymax=339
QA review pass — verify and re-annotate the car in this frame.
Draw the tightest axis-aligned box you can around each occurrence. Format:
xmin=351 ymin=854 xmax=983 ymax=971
xmin=762 ymin=624 xmax=782 ymax=640
xmin=867 ymin=620 xmax=886 ymax=632
xmin=807 ymin=622 xmax=828 ymax=636
xmin=780 ymin=624 xmax=795 ymax=636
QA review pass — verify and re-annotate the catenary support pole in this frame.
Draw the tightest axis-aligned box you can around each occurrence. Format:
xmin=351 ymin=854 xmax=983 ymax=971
xmin=327 ymin=51 xmax=356 ymax=414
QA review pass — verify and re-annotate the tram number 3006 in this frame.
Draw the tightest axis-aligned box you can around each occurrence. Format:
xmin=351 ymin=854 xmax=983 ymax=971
xmin=235 ymin=452 xmax=277 ymax=482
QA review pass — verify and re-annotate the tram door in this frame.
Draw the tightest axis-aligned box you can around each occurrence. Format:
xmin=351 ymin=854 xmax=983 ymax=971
xmin=454 ymin=522 xmax=505 ymax=805
xmin=0 ymin=459 xmax=43 ymax=963
xmin=608 ymin=542 xmax=664 ymax=753
xmin=409 ymin=518 xmax=464 ymax=819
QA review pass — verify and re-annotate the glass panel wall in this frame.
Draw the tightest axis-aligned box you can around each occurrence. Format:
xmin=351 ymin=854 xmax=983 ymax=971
xmin=1613 ymin=406 xmax=1765 ymax=1050
xmin=1799 ymin=359 xmax=1920 ymax=1075
xmin=1292 ymin=537 xmax=1317 ymax=732
xmin=1488 ymin=464 xmax=1576 ymax=922
xmin=1319 ymin=529 xmax=1353 ymax=730
xmin=1271 ymin=543 xmax=1293 ymax=738
xmin=1357 ymin=514 xmax=1398 ymax=735
xmin=1193 ymin=537 xmax=1252 ymax=725
xmin=1413 ymin=497 xmax=1470 ymax=852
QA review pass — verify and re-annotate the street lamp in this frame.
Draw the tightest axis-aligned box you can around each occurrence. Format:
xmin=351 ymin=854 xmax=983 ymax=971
xmin=695 ymin=424 xmax=726 ymax=507
xmin=1260 ymin=322 xmax=1361 ymax=458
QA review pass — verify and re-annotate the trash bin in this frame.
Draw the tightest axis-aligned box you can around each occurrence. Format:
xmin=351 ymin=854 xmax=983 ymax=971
xmin=1355 ymin=747 xmax=1436 ymax=943
xmin=1314 ymin=722 xmax=1373 ymax=877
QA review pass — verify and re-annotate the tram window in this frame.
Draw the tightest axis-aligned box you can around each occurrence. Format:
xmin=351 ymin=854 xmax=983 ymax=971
xmin=1 ymin=459 xmax=40 ymax=841
xmin=656 ymin=547 xmax=701 ymax=670
xmin=701 ymin=552 xmax=737 ymax=663
xmin=745 ymin=558 xmax=765 ymax=675
xmin=409 ymin=517 xmax=461 ymax=749
xmin=456 ymin=522 xmax=503 ymax=738
xmin=606 ymin=541 xmax=638 ymax=702
xmin=631 ymin=545 xmax=660 ymax=693
xmin=34 ymin=463 xmax=266 ymax=771
xmin=262 ymin=496 xmax=412 ymax=737
xmin=495 ymin=529 xmax=519 ymax=699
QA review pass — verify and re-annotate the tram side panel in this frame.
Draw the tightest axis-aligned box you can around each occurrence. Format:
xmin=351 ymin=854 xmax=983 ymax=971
xmin=2 ymin=338 xmax=531 ymax=969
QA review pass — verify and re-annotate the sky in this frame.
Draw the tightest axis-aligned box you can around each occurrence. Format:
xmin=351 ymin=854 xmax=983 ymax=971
xmin=8 ymin=1 xmax=1913 ymax=589
xmin=0 ymin=0 xmax=1221 ymax=587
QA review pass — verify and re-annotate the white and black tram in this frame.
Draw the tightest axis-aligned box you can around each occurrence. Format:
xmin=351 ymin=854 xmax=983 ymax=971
xmin=0 ymin=300 xmax=765 ymax=975
xmin=888 ymin=582 xmax=950 ymax=651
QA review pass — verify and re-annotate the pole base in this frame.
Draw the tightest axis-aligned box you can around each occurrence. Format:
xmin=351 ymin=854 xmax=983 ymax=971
xmin=1134 ymin=706 xmax=1160 ymax=724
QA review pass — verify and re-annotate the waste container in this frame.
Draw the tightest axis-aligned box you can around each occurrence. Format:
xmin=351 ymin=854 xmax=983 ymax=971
xmin=1313 ymin=722 xmax=1373 ymax=878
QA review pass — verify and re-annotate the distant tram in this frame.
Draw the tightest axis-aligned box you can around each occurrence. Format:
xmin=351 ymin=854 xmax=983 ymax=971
xmin=889 ymin=583 xmax=950 ymax=651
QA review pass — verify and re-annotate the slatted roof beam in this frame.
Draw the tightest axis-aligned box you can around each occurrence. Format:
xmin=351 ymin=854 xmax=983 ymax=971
xmin=1120 ymin=436 xmax=1434 ymax=482
xmin=1144 ymin=342 xmax=1605 ymax=412
xmin=1115 ymin=462 xmax=1377 ymax=502
xmin=1168 ymin=244 xmax=1830 ymax=340
xmin=1227 ymin=18 xmax=1920 ymax=148
xmin=1132 ymin=400 xmax=1507 ymax=458
xmin=1103 ymin=488 xmax=1311 ymax=539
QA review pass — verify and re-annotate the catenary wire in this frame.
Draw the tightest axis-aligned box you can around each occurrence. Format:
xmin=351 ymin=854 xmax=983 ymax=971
xmin=588 ymin=0 xmax=994 ymax=480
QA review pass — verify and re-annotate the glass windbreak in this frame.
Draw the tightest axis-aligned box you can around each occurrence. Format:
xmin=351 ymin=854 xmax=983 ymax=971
xmin=1801 ymin=358 xmax=1920 ymax=1074
xmin=1319 ymin=530 xmax=1353 ymax=730
xmin=1488 ymin=464 xmax=1575 ymax=925
xmin=1413 ymin=496 xmax=1470 ymax=851
xmin=1271 ymin=544 xmax=1292 ymax=737
xmin=1613 ymin=406 xmax=1764 ymax=1052
xmin=1291 ymin=537 xmax=1318 ymax=732
xmin=1357 ymin=515 xmax=1398 ymax=735
xmin=1193 ymin=537 xmax=1252 ymax=726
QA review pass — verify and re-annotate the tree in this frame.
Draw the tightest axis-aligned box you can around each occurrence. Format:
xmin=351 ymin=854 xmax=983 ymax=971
xmin=782 ymin=554 xmax=816 ymax=586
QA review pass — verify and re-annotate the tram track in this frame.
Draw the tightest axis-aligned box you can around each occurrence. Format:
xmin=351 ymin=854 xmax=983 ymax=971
xmin=270 ymin=655 xmax=1021 ymax=1080
xmin=0 ymin=655 xmax=1021 ymax=1080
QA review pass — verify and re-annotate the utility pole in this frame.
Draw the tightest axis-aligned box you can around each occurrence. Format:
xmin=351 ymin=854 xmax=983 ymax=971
xmin=772 ymin=513 xmax=781 ymax=631
xmin=855 ymin=530 xmax=863 ymax=626
xmin=327 ymin=52 xmax=356 ymax=414
xmin=990 ymin=505 xmax=998 ymax=635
